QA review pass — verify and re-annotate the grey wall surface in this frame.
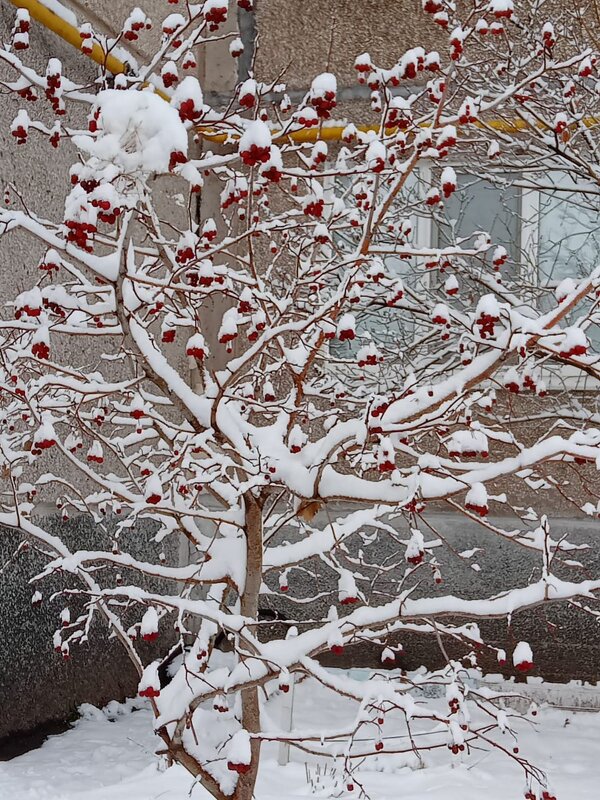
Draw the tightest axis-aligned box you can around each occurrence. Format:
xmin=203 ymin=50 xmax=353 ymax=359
xmin=4 ymin=507 xmax=599 ymax=752
xmin=0 ymin=514 xmax=176 ymax=747
xmin=262 ymin=510 xmax=600 ymax=684
xmin=0 ymin=0 xmax=241 ymax=751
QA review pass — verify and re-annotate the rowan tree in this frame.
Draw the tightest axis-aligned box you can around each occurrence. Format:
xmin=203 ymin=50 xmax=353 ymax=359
xmin=2 ymin=2 xmax=600 ymax=799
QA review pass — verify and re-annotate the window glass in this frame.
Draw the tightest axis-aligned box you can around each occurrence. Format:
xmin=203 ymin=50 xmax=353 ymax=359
xmin=436 ymin=176 xmax=521 ymax=264
xmin=330 ymin=170 xmax=429 ymax=359
xmin=537 ymin=174 xmax=600 ymax=284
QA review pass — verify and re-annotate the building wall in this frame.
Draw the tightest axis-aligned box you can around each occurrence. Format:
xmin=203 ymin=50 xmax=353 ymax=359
xmin=255 ymin=0 xmax=436 ymax=88
xmin=0 ymin=0 xmax=194 ymax=747
xmin=0 ymin=516 xmax=172 ymax=746
xmin=1 ymin=0 xmax=599 ymax=751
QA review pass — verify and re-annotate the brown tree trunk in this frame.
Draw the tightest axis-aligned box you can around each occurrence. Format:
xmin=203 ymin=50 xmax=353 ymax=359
xmin=234 ymin=492 xmax=264 ymax=800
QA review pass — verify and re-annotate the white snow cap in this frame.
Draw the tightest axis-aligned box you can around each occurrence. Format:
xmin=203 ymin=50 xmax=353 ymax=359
xmin=219 ymin=307 xmax=239 ymax=340
xmin=226 ymin=729 xmax=252 ymax=765
xmin=338 ymin=570 xmax=358 ymax=603
xmin=138 ymin=660 xmax=160 ymax=697
xmin=145 ymin=473 xmax=162 ymax=501
xmin=74 ymin=90 xmax=188 ymax=175
xmin=172 ymin=76 xmax=204 ymax=110
xmin=465 ymin=482 xmax=488 ymax=508
xmin=555 ymin=277 xmax=576 ymax=302
xmin=441 ymin=165 xmax=456 ymax=185
xmin=337 ymin=313 xmax=356 ymax=334
xmin=141 ymin=606 xmax=159 ymax=638
xmin=445 ymin=275 xmax=459 ymax=293
xmin=476 ymin=294 xmax=501 ymax=319
xmin=381 ymin=646 xmax=395 ymax=664
xmin=559 ymin=326 xmax=587 ymax=354
xmin=239 ymin=120 xmax=272 ymax=151
xmin=512 ymin=641 xmax=533 ymax=666
xmin=405 ymin=528 xmax=425 ymax=563
xmin=488 ymin=0 xmax=513 ymax=14
xmin=311 ymin=72 xmax=337 ymax=97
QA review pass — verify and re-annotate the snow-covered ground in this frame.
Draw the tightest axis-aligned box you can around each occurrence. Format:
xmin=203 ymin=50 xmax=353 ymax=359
xmin=1 ymin=672 xmax=598 ymax=800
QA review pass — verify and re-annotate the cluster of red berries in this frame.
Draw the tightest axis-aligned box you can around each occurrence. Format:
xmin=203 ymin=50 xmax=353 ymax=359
xmin=340 ymin=595 xmax=358 ymax=606
xmin=178 ymin=97 xmax=202 ymax=122
xmin=219 ymin=330 xmax=237 ymax=345
xmin=384 ymin=106 xmax=412 ymax=132
xmin=15 ymin=303 xmax=41 ymax=319
xmin=65 ymin=218 xmax=96 ymax=252
xmin=32 ymin=341 xmax=50 ymax=360
xmin=448 ymin=697 xmax=461 ymax=714
xmin=11 ymin=121 xmax=27 ymax=144
xmin=186 ymin=344 xmax=206 ymax=359
xmin=90 ymin=197 xmax=121 ymax=226
xmin=186 ymin=267 xmax=224 ymax=287
xmin=358 ymin=353 xmax=380 ymax=368
xmin=204 ymin=2 xmax=228 ymax=30
xmin=176 ymin=244 xmax=196 ymax=264
xmin=404 ymin=498 xmax=425 ymax=514
xmin=17 ymin=85 xmax=37 ymax=101
xmin=303 ymin=198 xmax=325 ymax=218
xmin=240 ymin=143 xmax=271 ymax=167
xmin=45 ymin=72 xmax=65 ymax=115
xmin=515 ymin=659 xmax=535 ymax=673
xmin=169 ymin=150 xmax=188 ymax=171
xmin=139 ymin=685 xmax=160 ymax=698
xmin=522 ymin=373 xmax=546 ymax=396
xmin=559 ymin=343 xmax=587 ymax=358
xmin=221 ymin=185 xmax=248 ymax=210
xmin=579 ymin=57 xmax=595 ymax=78
xmin=311 ymin=91 xmax=336 ymax=120
xmin=33 ymin=436 xmax=56 ymax=453
xmin=213 ymin=698 xmax=229 ymax=713
xmin=476 ymin=311 xmax=499 ymax=339
xmin=124 ymin=16 xmax=151 ymax=42
xmin=258 ymin=160 xmax=279 ymax=182
xmin=239 ymin=87 xmax=256 ymax=108
xmin=228 ymin=762 xmax=251 ymax=775
xmin=465 ymin=501 xmax=489 ymax=517
xmin=13 ymin=12 xmax=30 ymax=50
xmin=162 ymin=64 xmax=178 ymax=88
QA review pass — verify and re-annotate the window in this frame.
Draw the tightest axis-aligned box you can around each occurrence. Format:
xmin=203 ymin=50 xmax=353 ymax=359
xmin=537 ymin=174 xmax=600 ymax=285
xmin=328 ymin=166 xmax=600 ymax=387
xmin=524 ymin=171 xmax=600 ymax=361
xmin=436 ymin=175 xmax=521 ymax=266
xmin=329 ymin=169 xmax=432 ymax=364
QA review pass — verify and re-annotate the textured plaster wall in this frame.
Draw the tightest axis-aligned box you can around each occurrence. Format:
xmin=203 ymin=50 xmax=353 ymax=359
xmin=0 ymin=515 xmax=174 ymax=744
xmin=0 ymin=2 xmax=185 ymax=747
xmin=255 ymin=0 xmax=437 ymax=88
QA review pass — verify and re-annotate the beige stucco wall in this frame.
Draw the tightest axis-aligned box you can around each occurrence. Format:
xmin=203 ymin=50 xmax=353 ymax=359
xmin=255 ymin=0 xmax=438 ymax=88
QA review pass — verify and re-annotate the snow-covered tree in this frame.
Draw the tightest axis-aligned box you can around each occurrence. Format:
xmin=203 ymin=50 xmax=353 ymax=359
xmin=2 ymin=2 xmax=600 ymax=798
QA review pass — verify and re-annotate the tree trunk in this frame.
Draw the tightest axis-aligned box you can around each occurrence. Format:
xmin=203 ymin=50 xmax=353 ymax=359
xmin=234 ymin=492 xmax=264 ymax=800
